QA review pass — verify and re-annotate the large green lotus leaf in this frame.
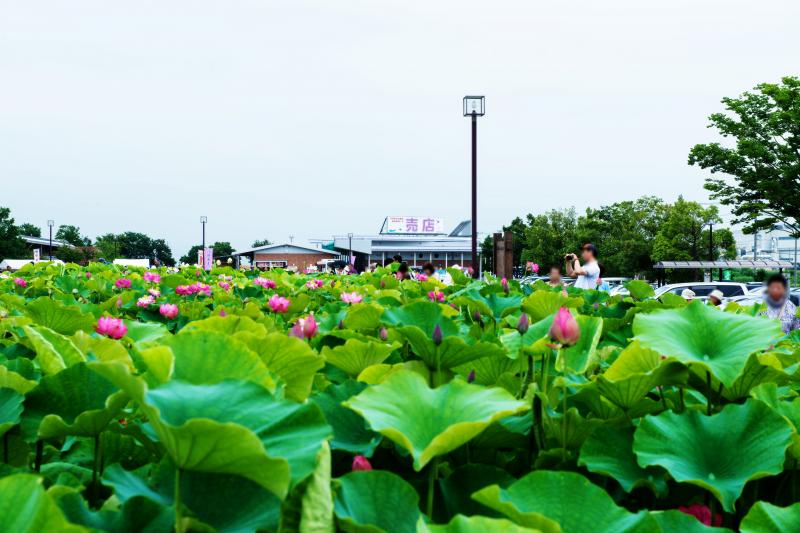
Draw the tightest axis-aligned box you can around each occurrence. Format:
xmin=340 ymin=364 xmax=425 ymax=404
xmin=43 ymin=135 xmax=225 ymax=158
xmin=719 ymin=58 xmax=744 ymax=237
xmin=357 ymin=361 xmax=431 ymax=386
xmin=740 ymin=501 xmax=800 ymax=533
xmin=633 ymin=400 xmax=793 ymax=511
xmin=595 ymin=342 xmax=688 ymax=410
xmin=0 ymin=474 xmax=86 ymax=532
xmin=625 ymin=280 xmax=655 ymax=301
xmin=632 ymin=301 xmax=782 ymax=388
xmin=279 ymin=441 xmax=334 ymax=533
xmin=399 ymin=326 xmax=507 ymax=373
xmin=311 ymin=380 xmax=381 ymax=455
xmin=521 ymin=290 xmax=578 ymax=322
xmin=423 ymin=514 xmax=539 ymax=533
xmin=723 ymin=353 xmax=789 ymax=401
xmin=53 ymin=489 xmax=173 ymax=533
xmin=750 ymin=382 xmax=800 ymax=458
xmin=238 ymin=332 xmax=325 ymax=401
xmin=322 ymin=338 xmax=399 ymax=377
xmin=542 ymin=407 xmax=604 ymax=451
xmin=472 ymin=470 xmax=655 ymax=533
xmin=164 ymin=330 xmax=277 ymax=393
xmin=557 ymin=315 xmax=603 ymax=374
xmin=0 ymin=387 xmax=24 ymax=437
xmin=103 ymin=461 xmax=282 ymax=533
xmin=24 ymin=296 xmax=95 ymax=335
xmin=122 ymin=320 xmax=170 ymax=344
xmin=71 ymin=330 xmax=134 ymax=369
xmin=579 ymin=426 xmax=667 ymax=496
xmin=21 ymin=362 xmax=126 ymax=440
xmin=89 ymin=362 xmax=293 ymax=498
xmin=333 ymin=471 xmax=422 ymax=533
xmin=454 ymin=289 xmax=523 ymax=320
xmin=453 ymin=353 xmax=522 ymax=386
xmin=382 ymin=301 xmax=460 ymax=337
xmin=22 ymin=325 xmax=86 ymax=375
xmin=650 ymin=510 xmax=733 ymax=533
xmin=180 ymin=314 xmax=268 ymax=339
xmin=439 ymin=464 xmax=516 ymax=520
xmin=0 ymin=365 xmax=37 ymax=394
xmin=344 ymin=302 xmax=385 ymax=330
xmin=344 ymin=370 xmax=528 ymax=470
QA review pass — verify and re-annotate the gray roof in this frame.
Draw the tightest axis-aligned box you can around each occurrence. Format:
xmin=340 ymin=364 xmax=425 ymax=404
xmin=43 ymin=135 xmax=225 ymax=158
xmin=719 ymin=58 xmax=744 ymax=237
xmin=654 ymin=260 xmax=793 ymax=269
xmin=21 ymin=235 xmax=72 ymax=248
xmin=233 ymin=243 xmax=338 ymax=256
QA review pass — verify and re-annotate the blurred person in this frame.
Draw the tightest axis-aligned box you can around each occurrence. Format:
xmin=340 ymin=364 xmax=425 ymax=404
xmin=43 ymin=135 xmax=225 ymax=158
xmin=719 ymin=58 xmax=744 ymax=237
xmin=422 ymin=262 xmax=436 ymax=278
xmin=396 ymin=262 xmax=411 ymax=280
xmin=547 ymin=265 xmax=563 ymax=287
xmin=565 ymin=243 xmax=600 ymax=290
xmin=596 ymin=263 xmax=610 ymax=292
xmin=708 ymin=289 xmax=724 ymax=307
xmin=681 ymin=288 xmax=696 ymax=302
xmin=760 ymin=274 xmax=800 ymax=334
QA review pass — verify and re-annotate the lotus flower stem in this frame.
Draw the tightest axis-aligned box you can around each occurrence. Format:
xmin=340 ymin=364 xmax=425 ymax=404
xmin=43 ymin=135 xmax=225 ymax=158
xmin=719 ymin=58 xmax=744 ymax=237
xmin=3 ymin=433 xmax=8 ymax=463
xmin=706 ymin=371 xmax=712 ymax=415
xmin=92 ymin=434 xmax=101 ymax=508
xmin=34 ymin=440 xmax=43 ymax=472
xmin=426 ymin=458 xmax=439 ymax=518
xmin=561 ymin=381 xmax=568 ymax=462
xmin=175 ymin=467 xmax=184 ymax=533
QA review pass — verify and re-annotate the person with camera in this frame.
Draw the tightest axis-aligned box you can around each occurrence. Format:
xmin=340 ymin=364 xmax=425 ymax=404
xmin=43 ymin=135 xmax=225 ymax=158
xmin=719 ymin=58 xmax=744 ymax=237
xmin=565 ymin=243 xmax=601 ymax=290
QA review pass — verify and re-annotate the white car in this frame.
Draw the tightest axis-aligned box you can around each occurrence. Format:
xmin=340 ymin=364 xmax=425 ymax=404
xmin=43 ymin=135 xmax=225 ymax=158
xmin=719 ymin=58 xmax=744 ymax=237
xmin=653 ymin=282 xmax=749 ymax=300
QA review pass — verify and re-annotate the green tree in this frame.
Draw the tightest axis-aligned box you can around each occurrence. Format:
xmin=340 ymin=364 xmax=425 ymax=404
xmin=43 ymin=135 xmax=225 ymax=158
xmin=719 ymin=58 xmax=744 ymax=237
xmin=689 ymin=76 xmax=800 ymax=239
xmin=95 ymin=232 xmax=174 ymax=266
xmin=18 ymin=223 xmax=41 ymax=237
xmin=519 ymin=208 xmax=579 ymax=271
xmin=55 ymin=225 xmax=91 ymax=246
xmin=180 ymin=245 xmax=203 ymax=265
xmin=94 ymin=233 xmax=120 ymax=261
xmin=252 ymin=238 xmax=272 ymax=248
xmin=576 ymin=197 xmax=668 ymax=278
xmin=0 ymin=207 xmax=28 ymax=260
xmin=211 ymin=241 xmax=235 ymax=258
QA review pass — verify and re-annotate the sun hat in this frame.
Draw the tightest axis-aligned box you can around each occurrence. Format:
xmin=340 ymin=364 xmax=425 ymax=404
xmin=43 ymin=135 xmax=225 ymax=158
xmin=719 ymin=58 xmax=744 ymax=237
xmin=709 ymin=289 xmax=724 ymax=301
xmin=680 ymin=288 xmax=695 ymax=299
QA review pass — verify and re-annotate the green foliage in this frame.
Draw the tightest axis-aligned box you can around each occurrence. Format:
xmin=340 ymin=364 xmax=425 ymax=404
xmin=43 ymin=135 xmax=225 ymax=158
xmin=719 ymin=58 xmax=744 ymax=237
xmin=689 ymin=76 xmax=800 ymax=236
xmin=0 ymin=206 xmax=28 ymax=260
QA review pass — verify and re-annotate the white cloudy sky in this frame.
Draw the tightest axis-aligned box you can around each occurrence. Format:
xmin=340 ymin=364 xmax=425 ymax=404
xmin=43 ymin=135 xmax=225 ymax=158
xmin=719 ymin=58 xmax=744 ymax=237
xmin=1 ymin=0 xmax=798 ymax=257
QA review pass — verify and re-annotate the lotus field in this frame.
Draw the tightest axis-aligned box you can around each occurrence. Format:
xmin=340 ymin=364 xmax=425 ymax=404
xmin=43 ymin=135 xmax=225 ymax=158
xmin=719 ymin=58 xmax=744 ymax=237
xmin=3 ymin=263 xmax=800 ymax=532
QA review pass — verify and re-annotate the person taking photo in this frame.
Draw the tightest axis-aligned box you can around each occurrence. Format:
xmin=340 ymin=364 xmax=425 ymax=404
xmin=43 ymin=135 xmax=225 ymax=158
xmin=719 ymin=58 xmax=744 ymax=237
xmin=565 ymin=243 xmax=600 ymax=290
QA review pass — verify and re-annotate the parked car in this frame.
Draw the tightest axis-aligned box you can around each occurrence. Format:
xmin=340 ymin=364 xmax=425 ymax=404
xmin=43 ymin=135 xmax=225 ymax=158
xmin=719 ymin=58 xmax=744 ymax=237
xmin=654 ymin=282 xmax=749 ymax=300
xmin=731 ymin=287 xmax=800 ymax=307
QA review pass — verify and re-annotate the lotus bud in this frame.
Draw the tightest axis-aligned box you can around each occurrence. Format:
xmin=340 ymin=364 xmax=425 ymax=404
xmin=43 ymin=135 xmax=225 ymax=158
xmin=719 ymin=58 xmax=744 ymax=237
xmin=467 ymin=369 xmax=476 ymax=383
xmin=380 ymin=280 xmax=386 ymax=288
xmin=379 ymin=327 xmax=388 ymax=341
xmin=338 ymin=320 xmax=345 ymax=330
xmin=501 ymin=277 xmax=509 ymax=295
xmin=472 ymin=310 xmax=482 ymax=325
xmin=432 ymin=324 xmax=443 ymax=346
xmin=352 ymin=455 xmax=372 ymax=472
xmin=549 ymin=307 xmax=580 ymax=346
xmin=517 ymin=313 xmax=529 ymax=334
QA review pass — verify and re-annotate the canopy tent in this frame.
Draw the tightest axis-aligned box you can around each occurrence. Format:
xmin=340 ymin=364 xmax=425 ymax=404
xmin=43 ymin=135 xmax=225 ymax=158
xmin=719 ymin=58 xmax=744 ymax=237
xmin=113 ymin=258 xmax=151 ymax=268
xmin=653 ymin=259 xmax=794 ymax=286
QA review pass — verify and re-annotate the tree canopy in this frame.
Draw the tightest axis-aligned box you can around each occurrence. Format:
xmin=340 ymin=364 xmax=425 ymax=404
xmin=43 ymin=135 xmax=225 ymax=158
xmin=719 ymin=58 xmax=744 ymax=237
xmin=17 ymin=223 xmax=41 ymax=237
xmin=689 ymin=76 xmax=800 ymax=237
xmin=0 ymin=207 xmax=28 ymax=260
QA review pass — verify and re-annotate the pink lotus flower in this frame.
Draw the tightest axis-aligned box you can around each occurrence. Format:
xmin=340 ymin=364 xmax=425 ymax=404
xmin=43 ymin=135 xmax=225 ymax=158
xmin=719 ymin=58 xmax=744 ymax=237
xmin=527 ymin=261 xmax=540 ymax=274
xmin=417 ymin=274 xmax=428 ymax=282
xmin=290 ymin=315 xmax=318 ymax=339
xmin=254 ymin=277 xmax=276 ymax=289
xmin=143 ymin=272 xmax=160 ymax=283
xmin=428 ymin=290 xmax=445 ymax=303
xmin=341 ymin=292 xmax=363 ymax=304
xmin=218 ymin=308 xmax=226 ymax=317
xmin=268 ymin=294 xmax=290 ymax=313
xmin=115 ymin=278 xmax=131 ymax=289
xmin=305 ymin=280 xmax=320 ymax=290
xmin=159 ymin=303 xmax=179 ymax=320
xmin=13 ymin=278 xmax=26 ymax=288
xmin=148 ymin=288 xmax=161 ymax=298
xmin=379 ymin=327 xmax=388 ymax=341
xmin=352 ymin=455 xmax=372 ymax=471
xmin=136 ymin=295 xmax=155 ymax=308
xmin=678 ymin=504 xmax=722 ymax=527
xmin=219 ymin=281 xmax=231 ymax=291
xmin=85 ymin=272 xmax=92 ymax=279
xmin=501 ymin=277 xmax=509 ymax=294
xmin=549 ymin=307 xmax=580 ymax=346
xmin=96 ymin=317 xmax=127 ymax=339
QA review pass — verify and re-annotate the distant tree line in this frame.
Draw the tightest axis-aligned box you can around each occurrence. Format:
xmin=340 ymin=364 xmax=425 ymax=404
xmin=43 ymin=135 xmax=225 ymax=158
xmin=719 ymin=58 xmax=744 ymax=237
xmin=483 ymin=196 xmax=736 ymax=280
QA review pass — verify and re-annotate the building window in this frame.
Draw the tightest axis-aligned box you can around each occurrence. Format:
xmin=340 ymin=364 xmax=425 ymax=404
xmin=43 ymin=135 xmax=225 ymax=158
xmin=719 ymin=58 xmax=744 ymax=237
xmin=434 ymin=254 xmax=439 ymax=259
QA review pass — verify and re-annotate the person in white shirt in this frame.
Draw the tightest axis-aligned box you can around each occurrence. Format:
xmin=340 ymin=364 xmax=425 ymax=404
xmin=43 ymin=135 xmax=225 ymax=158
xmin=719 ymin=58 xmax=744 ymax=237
xmin=565 ymin=243 xmax=601 ymax=290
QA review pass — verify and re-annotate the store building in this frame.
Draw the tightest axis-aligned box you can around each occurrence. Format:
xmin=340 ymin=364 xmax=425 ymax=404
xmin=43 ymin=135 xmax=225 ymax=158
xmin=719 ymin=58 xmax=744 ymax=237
xmin=322 ymin=217 xmax=479 ymax=271
xmin=232 ymin=243 xmax=339 ymax=271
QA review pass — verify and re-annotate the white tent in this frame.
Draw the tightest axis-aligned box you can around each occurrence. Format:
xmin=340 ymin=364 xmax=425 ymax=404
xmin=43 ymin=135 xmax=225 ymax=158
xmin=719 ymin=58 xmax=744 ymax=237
xmin=113 ymin=258 xmax=151 ymax=268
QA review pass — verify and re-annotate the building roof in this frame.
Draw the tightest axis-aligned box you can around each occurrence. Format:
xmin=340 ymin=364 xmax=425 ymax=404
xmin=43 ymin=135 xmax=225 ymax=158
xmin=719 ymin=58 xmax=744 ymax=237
xmin=654 ymin=260 xmax=793 ymax=269
xmin=21 ymin=235 xmax=72 ymax=248
xmin=233 ymin=243 xmax=339 ymax=256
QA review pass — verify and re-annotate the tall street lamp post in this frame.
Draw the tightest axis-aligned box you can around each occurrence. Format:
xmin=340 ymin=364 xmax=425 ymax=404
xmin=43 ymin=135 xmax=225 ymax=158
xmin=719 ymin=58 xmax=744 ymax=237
xmin=47 ymin=220 xmax=54 ymax=260
xmin=347 ymin=233 xmax=353 ymax=268
xmin=463 ymin=96 xmax=485 ymax=279
xmin=200 ymin=216 xmax=208 ymax=269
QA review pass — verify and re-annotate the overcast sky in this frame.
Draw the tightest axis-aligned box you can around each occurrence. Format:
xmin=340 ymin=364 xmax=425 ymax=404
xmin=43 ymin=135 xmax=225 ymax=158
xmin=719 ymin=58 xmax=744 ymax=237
xmin=1 ymin=0 xmax=798 ymax=257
